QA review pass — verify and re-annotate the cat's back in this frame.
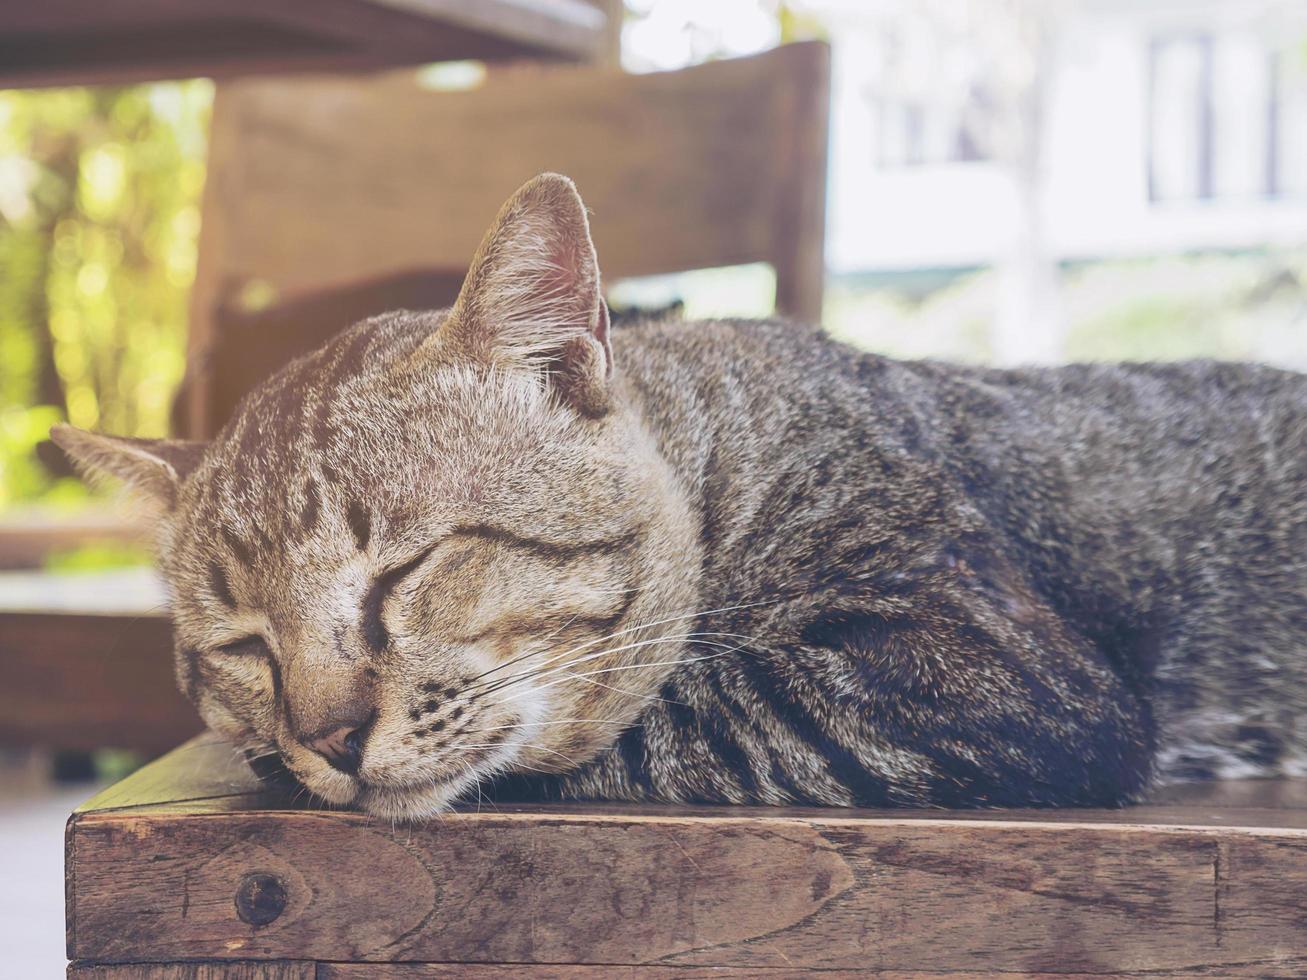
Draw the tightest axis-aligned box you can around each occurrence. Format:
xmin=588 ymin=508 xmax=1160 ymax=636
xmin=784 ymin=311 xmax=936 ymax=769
xmin=618 ymin=316 xmax=1307 ymax=625
xmin=623 ymin=314 xmax=1305 ymax=481
xmin=618 ymin=315 xmax=1307 ymax=476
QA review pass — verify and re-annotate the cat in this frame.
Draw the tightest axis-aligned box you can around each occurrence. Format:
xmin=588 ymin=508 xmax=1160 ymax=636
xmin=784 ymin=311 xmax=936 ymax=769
xmin=53 ymin=173 xmax=1307 ymax=819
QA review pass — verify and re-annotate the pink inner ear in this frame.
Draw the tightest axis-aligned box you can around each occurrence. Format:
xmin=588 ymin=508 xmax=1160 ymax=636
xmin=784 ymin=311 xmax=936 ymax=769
xmin=527 ymin=226 xmax=598 ymax=334
xmin=447 ymin=176 xmax=606 ymax=371
xmin=542 ymin=237 xmax=581 ymax=304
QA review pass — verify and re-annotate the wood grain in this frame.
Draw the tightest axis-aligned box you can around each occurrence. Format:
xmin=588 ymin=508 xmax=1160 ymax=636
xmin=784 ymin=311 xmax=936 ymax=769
xmin=67 ymin=738 xmax=1307 ymax=976
xmin=319 ymin=967 xmax=1307 ymax=979
xmin=68 ymin=963 xmax=313 ymax=980
xmin=64 ymin=966 xmax=1307 ymax=980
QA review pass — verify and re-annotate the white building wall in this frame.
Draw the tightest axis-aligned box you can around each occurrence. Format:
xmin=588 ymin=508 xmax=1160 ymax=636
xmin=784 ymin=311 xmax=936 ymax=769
xmin=821 ymin=0 xmax=1307 ymax=275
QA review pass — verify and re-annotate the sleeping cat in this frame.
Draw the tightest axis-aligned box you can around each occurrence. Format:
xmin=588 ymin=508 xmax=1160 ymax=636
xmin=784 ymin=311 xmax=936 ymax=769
xmin=53 ymin=173 xmax=1307 ymax=818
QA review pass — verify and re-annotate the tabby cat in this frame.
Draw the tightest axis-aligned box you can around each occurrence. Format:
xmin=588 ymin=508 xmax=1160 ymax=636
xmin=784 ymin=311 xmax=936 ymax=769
xmin=54 ymin=174 xmax=1307 ymax=818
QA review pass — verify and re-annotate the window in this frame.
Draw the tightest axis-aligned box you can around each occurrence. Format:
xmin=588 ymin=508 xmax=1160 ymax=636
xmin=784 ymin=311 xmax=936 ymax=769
xmin=874 ymin=84 xmax=994 ymax=169
xmin=1148 ymin=34 xmax=1214 ymax=201
xmin=1149 ymin=31 xmax=1307 ymax=202
xmin=1269 ymin=47 xmax=1307 ymax=198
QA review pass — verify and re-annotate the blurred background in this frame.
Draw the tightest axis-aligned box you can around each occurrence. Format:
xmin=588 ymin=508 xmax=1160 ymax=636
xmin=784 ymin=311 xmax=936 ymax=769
xmin=2 ymin=0 xmax=1307 ymax=971
xmin=3 ymin=0 xmax=1307 ymax=532
xmin=5 ymin=0 xmax=1307 ymax=526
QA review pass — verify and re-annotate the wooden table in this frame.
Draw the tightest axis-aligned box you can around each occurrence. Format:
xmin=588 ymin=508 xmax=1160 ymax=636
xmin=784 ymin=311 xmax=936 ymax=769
xmin=1 ymin=0 xmax=606 ymax=89
xmin=66 ymin=735 xmax=1307 ymax=977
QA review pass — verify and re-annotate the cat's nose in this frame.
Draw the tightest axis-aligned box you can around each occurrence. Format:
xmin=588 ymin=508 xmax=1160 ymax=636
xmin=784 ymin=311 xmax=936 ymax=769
xmin=302 ymin=714 xmax=372 ymax=775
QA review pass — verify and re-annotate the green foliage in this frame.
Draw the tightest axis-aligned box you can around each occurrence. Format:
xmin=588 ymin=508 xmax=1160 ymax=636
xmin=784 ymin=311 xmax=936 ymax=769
xmin=0 ymin=81 xmax=211 ymax=511
xmin=778 ymin=3 xmax=829 ymax=44
xmin=44 ymin=540 xmax=154 ymax=572
xmin=94 ymin=748 xmax=145 ymax=782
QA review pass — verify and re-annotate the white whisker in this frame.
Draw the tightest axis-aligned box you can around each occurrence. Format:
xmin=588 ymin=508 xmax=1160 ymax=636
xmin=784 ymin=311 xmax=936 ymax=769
xmin=464 ymin=596 xmax=779 ymax=694
xmin=489 ymin=644 xmax=746 ymax=710
xmin=464 ymin=717 xmax=621 ymax=734
xmin=481 ymin=631 xmax=759 ymax=700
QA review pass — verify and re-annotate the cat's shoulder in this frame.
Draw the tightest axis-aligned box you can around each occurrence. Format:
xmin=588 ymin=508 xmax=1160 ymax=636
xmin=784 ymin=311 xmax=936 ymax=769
xmin=617 ymin=314 xmax=882 ymax=375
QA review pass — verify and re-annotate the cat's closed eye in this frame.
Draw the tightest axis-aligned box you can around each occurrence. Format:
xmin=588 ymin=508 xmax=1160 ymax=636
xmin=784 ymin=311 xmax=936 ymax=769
xmin=362 ymin=546 xmax=441 ymax=652
xmin=213 ymin=636 xmax=272 ymax=658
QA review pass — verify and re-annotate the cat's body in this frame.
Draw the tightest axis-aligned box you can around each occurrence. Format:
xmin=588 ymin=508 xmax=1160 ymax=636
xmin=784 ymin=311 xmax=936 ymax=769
xmin=54 ymin=174 xmax=1307 ymax=817
xmin=510 ymin=317 xmax=1307 ymax=806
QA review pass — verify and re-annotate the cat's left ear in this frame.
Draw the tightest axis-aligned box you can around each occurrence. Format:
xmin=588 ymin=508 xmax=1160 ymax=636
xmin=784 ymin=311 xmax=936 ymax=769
xmin=49 ymin=424 xmax=207 ymax=508
xmin=442 ymin=172 xmax=613 ymax=415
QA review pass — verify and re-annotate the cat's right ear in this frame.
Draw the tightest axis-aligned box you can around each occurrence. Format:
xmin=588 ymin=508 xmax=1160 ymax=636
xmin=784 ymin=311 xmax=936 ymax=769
xmin=433 ymin=172 xmax=613 ymax=415
xmin=49 ymin=424 xmax=207 ymax=508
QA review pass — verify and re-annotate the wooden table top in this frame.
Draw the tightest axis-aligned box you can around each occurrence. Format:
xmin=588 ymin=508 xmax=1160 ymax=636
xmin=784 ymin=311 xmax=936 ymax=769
xmin=73 ymin=732 xmax=1307 ymax=829
xmin=3 ymin=0 xmax=606 ymax=89
xmin=66 ymin=735 xmax=1307 ymax=975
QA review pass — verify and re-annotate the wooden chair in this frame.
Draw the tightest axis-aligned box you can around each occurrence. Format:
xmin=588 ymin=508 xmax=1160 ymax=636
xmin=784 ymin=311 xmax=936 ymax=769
xmin=67 ymin=734 xmax=1307 ymax=977
xmin=0 ymin=592 xmax=198 ymax=755
xmin=181 ymin=41 xmax=830 ymax=436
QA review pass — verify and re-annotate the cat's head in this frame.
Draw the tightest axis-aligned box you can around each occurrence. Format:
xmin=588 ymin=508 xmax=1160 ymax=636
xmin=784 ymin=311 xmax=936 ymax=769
xmin=53 ymin=174 xmax=700 ymax=818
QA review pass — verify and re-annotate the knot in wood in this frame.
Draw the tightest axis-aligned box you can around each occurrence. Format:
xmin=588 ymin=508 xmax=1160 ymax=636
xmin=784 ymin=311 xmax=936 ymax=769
xmin=235 ymin=871 xmax=287 ymax=926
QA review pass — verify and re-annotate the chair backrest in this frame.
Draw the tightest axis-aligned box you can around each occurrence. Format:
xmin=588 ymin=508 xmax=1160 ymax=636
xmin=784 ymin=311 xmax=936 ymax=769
xmin=184 ymin=42 xmax=830 ymax=436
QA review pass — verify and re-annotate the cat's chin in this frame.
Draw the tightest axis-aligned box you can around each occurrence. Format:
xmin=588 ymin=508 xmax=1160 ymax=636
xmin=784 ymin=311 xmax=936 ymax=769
xmin=353 ymin=771 xmax=480 ymax=820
